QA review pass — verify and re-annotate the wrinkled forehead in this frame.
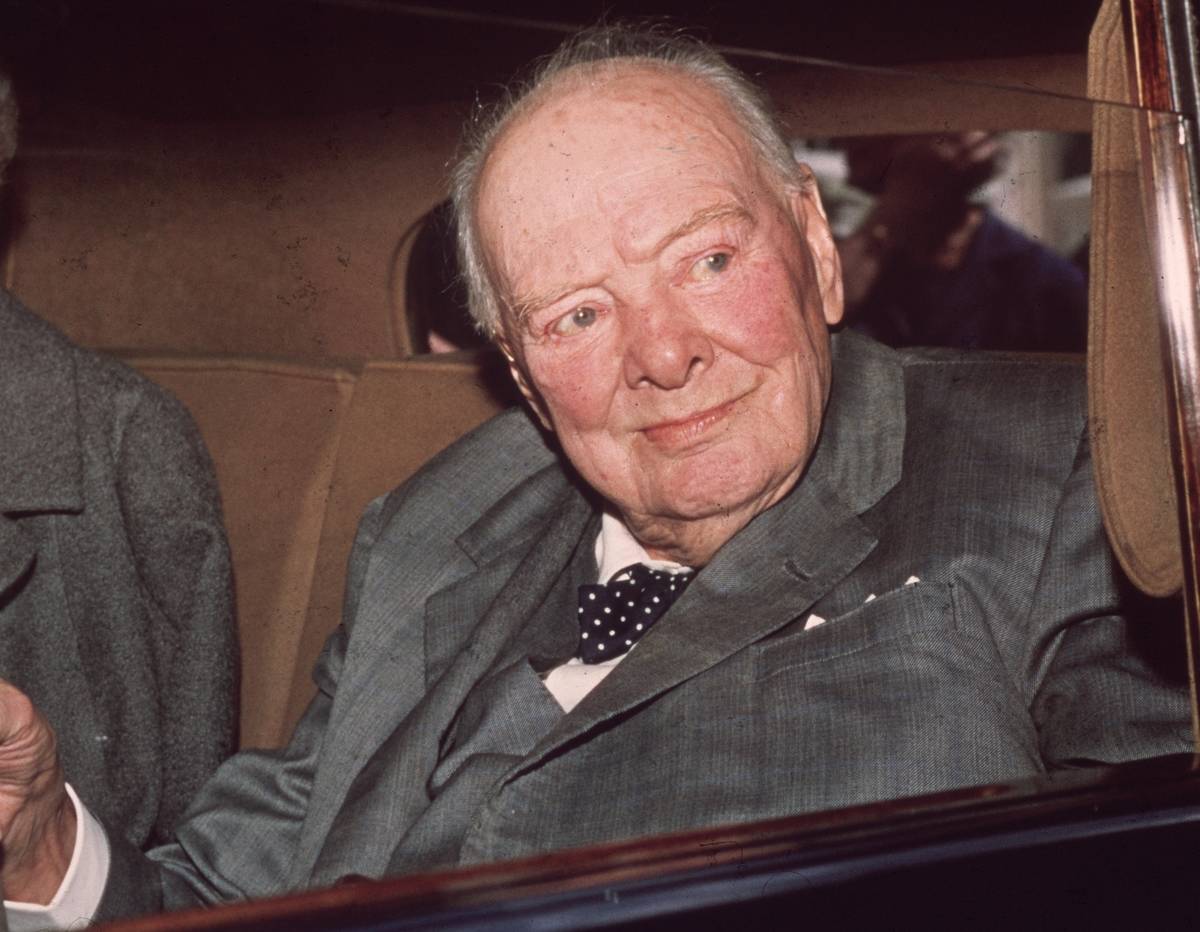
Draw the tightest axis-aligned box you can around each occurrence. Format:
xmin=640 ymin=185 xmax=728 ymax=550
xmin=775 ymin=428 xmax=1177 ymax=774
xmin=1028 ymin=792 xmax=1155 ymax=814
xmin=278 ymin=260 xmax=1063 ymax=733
xmin=484 ymin=62 xmax=757 ymax=191
xmin=475 ymin=62 xmax=768 ymax=282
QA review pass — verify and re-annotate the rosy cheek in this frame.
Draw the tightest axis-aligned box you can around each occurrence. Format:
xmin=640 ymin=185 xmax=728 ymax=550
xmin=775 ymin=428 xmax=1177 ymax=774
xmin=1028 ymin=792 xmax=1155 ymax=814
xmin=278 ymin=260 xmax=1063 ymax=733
xmin=525 ymin=349 xmax=615 ymax=431
xmin=705 ymin=265 xmax=810 ymax=365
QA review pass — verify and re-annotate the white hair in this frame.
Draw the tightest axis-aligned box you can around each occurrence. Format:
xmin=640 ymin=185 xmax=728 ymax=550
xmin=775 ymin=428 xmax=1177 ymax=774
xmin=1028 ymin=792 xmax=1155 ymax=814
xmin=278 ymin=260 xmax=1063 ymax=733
xmin=449 ymin=24 xmax=803 ymax=339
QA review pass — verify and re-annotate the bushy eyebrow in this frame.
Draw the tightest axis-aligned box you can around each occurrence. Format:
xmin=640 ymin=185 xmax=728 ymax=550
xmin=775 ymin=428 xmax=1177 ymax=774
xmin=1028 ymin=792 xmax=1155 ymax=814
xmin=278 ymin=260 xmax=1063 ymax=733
xmin=646 ymin=202 xmax=752 ymax=258
xmin=508 ymin=201 xmax=753 ymax=332
xmin=509 ymin=284 xmax=576 ymax=332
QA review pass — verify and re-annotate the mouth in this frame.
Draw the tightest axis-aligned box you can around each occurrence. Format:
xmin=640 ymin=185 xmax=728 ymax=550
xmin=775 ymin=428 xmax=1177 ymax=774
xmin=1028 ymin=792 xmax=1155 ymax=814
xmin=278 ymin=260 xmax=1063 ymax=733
xmin=641 ymin=393 xmax=747 ymax=451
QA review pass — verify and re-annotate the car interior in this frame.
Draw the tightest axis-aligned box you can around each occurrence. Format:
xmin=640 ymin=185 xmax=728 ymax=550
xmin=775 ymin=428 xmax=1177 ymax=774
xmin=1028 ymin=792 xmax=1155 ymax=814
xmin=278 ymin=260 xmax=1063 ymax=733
xmin=1 ymin=0 xmax=1198 ymax=926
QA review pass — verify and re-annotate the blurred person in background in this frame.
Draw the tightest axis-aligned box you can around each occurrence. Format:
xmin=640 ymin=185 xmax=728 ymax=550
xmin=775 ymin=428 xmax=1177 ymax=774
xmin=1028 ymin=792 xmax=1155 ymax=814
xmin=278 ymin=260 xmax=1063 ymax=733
xmin=0 ymin=67 xmax=237 ymax=852
xmin=836 ymin=132 xmax=1087 ymax=352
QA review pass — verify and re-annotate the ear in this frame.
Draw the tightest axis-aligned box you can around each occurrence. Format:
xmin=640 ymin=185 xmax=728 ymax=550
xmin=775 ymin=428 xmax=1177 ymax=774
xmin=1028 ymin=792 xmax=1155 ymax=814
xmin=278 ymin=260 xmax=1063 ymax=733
xmin=787 ymin=170 xmax=844 ymax=327
xmin=496 ymin=333 xmax=554 ymax=432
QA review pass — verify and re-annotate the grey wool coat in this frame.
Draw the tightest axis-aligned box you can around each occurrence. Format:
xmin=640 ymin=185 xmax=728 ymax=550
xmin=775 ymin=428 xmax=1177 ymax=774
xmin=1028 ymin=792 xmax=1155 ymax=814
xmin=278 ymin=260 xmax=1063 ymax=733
xmin=0 ymin=289 xmax=237 ymax=848
xmin=98 ymin=331 xmax=1191 ymax=918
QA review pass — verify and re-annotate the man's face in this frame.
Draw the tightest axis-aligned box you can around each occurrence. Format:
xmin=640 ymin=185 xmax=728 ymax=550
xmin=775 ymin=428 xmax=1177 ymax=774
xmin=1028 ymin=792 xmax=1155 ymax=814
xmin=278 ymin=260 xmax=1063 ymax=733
xmin=476 ymin=65 xmax=843 ymax=560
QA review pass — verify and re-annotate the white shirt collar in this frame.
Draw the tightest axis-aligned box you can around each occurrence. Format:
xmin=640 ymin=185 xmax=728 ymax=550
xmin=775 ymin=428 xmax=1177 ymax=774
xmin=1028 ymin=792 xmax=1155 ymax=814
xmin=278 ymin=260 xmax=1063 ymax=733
xmin=594 ymin=511 xmax=691 ymax=583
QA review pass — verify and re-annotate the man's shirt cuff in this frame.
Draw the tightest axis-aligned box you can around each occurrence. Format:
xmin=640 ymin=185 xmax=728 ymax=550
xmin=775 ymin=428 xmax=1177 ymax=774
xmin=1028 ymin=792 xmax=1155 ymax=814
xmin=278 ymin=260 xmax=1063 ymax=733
xmin=5 ymin=783 xmax=109 ymax=930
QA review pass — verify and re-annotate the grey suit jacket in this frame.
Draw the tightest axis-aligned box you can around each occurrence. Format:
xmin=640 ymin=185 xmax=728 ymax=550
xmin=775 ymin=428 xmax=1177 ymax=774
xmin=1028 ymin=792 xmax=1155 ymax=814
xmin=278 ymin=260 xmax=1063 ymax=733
xmin=99 ymin=331 xmax=1191 ymax=917
xmin=0 ymin=290 xmax=237 ymax=848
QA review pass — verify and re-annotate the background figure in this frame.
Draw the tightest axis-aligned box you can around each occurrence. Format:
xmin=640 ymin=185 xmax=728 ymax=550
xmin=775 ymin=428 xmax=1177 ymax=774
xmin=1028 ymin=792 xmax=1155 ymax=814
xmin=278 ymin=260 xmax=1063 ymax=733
xmin=0 ymin=71 xmax=237 ymax=848
xmin=836 ymin=132 xmax=1088 ymax=352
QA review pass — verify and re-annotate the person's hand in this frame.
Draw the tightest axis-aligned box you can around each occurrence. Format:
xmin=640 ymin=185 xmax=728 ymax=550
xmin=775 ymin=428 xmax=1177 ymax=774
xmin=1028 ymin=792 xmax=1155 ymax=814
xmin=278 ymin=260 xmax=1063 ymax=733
xmin=871 ymin=131 xmax=1004 ymax=262
xmin=0 ymin=680 xmax=75 ymax=904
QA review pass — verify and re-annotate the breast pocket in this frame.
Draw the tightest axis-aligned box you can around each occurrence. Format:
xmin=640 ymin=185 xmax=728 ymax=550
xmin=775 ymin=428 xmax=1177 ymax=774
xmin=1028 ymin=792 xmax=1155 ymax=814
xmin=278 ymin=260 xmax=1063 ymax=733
xmin=755 ymin=581 xmax=955 ymax=676
xmin=744 ymin=581 xmax=1037 ymax=814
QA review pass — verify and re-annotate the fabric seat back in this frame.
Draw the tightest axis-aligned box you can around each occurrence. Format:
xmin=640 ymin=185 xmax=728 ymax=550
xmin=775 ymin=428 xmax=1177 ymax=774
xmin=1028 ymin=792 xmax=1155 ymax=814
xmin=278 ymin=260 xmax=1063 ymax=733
xmin=125 ymin=355 xmax=358 ymax=748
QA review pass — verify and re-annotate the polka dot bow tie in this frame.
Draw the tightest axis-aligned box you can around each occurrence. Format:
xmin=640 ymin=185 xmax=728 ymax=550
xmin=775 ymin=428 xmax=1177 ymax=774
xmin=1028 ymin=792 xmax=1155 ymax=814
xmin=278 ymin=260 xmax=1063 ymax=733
xmin=576 ymin=563 xmax=695 ymax=663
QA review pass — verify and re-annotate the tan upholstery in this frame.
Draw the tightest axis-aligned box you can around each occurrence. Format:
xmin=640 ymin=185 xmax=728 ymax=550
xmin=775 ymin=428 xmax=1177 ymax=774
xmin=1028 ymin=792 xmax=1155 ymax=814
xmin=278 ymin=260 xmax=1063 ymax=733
xmin=281 ymin=351 xmax=514 ymax=740
xmin=764 ymin=55 xmax=1091 ymax=137
xmin=1086 ymin=0 xmax=1181 ymax=596
xmin=126 ymin=355 xmax=359 ymax=748
xmin=9 ymin=103 xmax=461 ymax=360
xmin=0 ymin=56 xmax=1096 ymax=365
xmin=125 ymin=351 xmax=514 ymax=749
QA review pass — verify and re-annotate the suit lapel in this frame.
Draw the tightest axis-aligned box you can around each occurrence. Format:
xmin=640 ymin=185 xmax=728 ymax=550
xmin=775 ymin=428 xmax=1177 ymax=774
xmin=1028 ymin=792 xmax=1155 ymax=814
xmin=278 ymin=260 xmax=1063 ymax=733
xmin=423 ymin=478 xmax=596 ymax=685
xmin=0 ymin=517 xmax=36 ymax=600
xmin=508 ymin=331 xmax=907 ymax=780
xmin=0 ymin=294 xmax=83 ymax=602
xmin=512 ymin=468 xmax=877 ymax=776
xmin=491 ymin=514 xmax=597 ymax=673
xmin=424 ymin=506 xmax=594 ymax=684
xmin=304 ymin=475 xmax=595 ymax=883
xmin=0 ymin=292 xmax=84 ymax=516
xmin=316 ymin=456 xmax=575 ymax=746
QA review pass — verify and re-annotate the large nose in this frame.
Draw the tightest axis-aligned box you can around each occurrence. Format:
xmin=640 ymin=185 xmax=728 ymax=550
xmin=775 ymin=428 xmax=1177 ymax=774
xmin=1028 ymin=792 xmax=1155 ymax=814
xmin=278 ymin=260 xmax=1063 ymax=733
xmin=621 ymin=293 xmax=714 ymax=390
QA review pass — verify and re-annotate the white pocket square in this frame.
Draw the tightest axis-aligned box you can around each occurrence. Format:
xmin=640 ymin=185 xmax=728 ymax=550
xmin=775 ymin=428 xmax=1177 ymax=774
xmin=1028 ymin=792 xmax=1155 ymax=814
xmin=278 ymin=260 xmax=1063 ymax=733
xmin=811 ymin=570 xmax=921 ymax=628
xmin=804 ymin=577 xmax=921 ymax=631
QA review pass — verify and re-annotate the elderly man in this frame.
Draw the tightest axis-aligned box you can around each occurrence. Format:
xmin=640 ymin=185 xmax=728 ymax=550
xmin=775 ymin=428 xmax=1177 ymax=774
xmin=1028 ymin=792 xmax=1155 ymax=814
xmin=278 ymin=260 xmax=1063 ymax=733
xmin=0 ymin=69 xmax=236 ymax=871
xmin=1 ymin=25 xmax=1191 ymax=926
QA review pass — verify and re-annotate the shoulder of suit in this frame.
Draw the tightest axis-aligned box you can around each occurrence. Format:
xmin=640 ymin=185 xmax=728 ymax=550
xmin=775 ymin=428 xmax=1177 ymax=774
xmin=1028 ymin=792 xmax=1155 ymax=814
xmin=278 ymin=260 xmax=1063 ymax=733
xmin=883 ymin=345 xmax=1091 ymax=491
xmin=892 ymin=343 xmax=1086 ymax=421
xmin=0 ymin=289 xmax=202 ymax=470
xmin=892 ymin=342 xmax=1085 ymax=382
xmin=832 ymin=329 xmax=1085 ymax=436
xmin=373 ymin=406 xmax=566 ymax=544
xmin=0 ymin=289 xmax=196 ymax=427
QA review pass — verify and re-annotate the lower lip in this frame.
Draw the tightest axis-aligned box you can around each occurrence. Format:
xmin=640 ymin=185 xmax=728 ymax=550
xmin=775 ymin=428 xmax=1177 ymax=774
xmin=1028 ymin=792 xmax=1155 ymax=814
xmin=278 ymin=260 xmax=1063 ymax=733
xmin=642 ymin=397 xmax=741 ymax=450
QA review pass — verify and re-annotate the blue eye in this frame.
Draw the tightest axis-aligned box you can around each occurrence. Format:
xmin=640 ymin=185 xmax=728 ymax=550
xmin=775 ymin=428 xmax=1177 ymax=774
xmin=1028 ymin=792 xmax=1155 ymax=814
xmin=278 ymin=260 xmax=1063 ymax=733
xmin=552 ymin=305 xmax=598 ymax=336
xmin=691 ymin=252 xmax=731 ymax=280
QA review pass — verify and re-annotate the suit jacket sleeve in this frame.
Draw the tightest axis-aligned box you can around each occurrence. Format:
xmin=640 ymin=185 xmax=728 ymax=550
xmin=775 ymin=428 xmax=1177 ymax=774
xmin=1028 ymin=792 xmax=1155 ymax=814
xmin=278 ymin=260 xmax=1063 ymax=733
xmin=1028 ymin=431 xmax=1192 ymax=766
xmin=113 ymin=384 xmax=239 ymax=843
xmin=95 ymin=495 xmax=387 ymax=918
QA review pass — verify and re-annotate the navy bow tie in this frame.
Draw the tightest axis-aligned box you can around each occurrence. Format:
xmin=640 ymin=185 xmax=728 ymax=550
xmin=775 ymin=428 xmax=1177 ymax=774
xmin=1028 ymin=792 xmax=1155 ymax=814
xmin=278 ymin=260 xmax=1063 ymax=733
xmin=576 ymin=563 xmax=695 ymax=663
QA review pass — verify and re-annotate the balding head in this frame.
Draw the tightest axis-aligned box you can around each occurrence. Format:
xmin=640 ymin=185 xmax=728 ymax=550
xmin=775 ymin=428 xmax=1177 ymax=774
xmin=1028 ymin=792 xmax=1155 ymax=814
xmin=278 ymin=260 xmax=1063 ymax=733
xmin=477 ymin=61 xmax=788 ymax=338
xmin=450 ymin=25 xmax=804 ymax=340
